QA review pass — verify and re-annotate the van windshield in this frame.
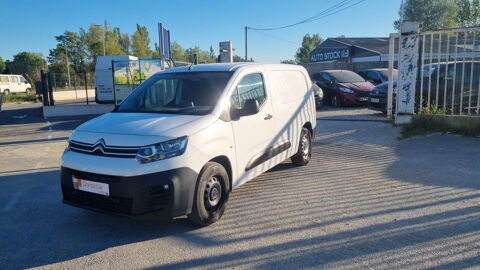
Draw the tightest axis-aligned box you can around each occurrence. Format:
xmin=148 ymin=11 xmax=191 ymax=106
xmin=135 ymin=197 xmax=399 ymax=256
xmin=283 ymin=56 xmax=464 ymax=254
xmin=116 ymin=71 xmax=233 ymax=115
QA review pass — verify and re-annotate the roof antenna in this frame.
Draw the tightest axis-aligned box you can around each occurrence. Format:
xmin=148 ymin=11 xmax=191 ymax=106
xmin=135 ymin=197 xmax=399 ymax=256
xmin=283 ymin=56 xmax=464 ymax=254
xmin=189 ymin=54 xmax=198 ymax=70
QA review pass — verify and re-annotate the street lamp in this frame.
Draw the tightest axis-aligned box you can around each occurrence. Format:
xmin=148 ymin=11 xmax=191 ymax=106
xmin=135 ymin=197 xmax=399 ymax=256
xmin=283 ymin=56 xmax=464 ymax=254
xmin=94 ymin=24 xmax=106 ymax=56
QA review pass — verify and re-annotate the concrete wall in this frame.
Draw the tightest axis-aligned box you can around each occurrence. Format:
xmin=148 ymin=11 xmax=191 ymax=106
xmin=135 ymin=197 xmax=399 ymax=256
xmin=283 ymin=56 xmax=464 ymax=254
xmin=52 ymin=89 xmax=95 ymax=101
xmin=43 ymin=104 xmax=114 ymax=118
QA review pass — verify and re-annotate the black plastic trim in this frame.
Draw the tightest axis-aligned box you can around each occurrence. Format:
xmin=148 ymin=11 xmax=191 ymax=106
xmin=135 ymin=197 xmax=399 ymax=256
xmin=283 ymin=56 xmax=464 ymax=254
xmin=245 ymin=141 xmax=291 ymax=171
xmin=61 ymin=166 xmax=198 ymax=218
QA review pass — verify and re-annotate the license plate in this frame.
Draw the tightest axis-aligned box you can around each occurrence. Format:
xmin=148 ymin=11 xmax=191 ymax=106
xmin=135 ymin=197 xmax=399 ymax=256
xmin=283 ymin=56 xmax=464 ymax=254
xmin=72 ymin=177 xmax=109 ymax=196
xmin=359 ymin=97 xmax=368 ymax=101
xmin=370 ymin=98 xmax=380 ymax=103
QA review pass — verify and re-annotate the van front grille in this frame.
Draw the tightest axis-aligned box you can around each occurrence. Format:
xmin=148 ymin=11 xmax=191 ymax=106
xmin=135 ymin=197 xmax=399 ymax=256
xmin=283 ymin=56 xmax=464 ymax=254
xmin=69 ymin=140 xmax=138 ymax=158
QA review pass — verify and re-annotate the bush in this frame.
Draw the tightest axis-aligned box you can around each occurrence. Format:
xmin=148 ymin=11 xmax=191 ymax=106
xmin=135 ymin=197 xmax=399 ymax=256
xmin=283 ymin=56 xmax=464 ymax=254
xmin=1 ymin=93 xmax=42 ymax=103
xmin=401 ymin=115 xmax=480 ymax=138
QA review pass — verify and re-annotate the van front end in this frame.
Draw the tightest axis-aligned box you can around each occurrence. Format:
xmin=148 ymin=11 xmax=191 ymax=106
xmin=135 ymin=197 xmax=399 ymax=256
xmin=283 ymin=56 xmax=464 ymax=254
xmin=60 ymin=135 xmax=201 ymax=218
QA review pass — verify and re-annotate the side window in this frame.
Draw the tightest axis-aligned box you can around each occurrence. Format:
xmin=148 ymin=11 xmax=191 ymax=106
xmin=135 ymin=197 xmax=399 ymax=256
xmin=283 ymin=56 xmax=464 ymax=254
xmin=231 ymin=73 xmax=265 ymax=109
xmin=20 ymin=76 xmax=28 ymax=83
xmin=321 ymin=73 xmax=332 ymax=82
xmin=0 ymin=76 xmax=8 ymax=83
xmin=367 ymin=71 xmax=381 ymax=83
xmin=10 ymin=76 xmax=19 ymax=83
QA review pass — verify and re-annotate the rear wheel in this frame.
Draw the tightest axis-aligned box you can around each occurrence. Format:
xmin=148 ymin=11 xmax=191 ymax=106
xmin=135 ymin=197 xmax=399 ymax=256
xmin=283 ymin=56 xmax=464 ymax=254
xmin=331 ymin=95 xmax=341 ymax=107
xmin=3 ymin=89 xmax=10 ymax=95
xmin=189 ymin=162 xmax=230 ymax=226
xmin=291 ymin=127 xmax=312 ymax=166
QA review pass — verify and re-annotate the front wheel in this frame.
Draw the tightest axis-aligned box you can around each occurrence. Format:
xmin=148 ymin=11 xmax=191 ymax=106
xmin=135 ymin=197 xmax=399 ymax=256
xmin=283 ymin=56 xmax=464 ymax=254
xmin=189 ymin=162 xmax=230 ymax=226
xmin=25 ymin=88 xmax=32 ymax=94
xmin=331 ymin=95 xmax=341 ymax=107
xmin=291 ymin=127 xmax=312 ymax=166
xmin=3 ymin=89 xmax=10 ymax=95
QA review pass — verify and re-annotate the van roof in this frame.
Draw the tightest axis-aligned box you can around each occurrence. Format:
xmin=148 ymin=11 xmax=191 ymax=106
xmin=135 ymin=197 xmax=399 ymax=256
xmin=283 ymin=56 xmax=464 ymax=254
xmin=162 ymin=62 xmax=305 ymax=73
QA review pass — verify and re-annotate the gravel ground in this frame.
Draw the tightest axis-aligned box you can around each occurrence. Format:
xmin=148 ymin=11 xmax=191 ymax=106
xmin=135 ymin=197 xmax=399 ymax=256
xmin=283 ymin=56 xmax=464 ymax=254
xmin=1 ymin=103 xmax=480 ymax=269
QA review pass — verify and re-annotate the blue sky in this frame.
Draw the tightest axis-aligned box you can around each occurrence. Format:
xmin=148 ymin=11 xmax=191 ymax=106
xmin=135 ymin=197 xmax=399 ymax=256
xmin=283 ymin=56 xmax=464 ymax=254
xmin=0 ymin=0 xmax=400 ymax=63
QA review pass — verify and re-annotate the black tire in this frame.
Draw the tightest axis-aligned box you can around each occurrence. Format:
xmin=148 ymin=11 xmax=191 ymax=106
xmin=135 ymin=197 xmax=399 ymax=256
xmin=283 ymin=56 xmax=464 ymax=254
xmin=331 ymin=95 xmax=341 ymax=107
xmin=25 ymin=88 xmax=32 ymax=94
xmin=189 ymin=162 xmax=230 ymax=226
xmin=3 ymin=89 xmax=10 ymax=95
xmin=291 ymin=127 xmax=312 ymax=166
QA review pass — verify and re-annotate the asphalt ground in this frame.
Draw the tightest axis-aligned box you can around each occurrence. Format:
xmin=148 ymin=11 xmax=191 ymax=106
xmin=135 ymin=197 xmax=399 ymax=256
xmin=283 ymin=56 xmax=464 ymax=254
xmin=1 ymin=103 xmax=480 ymax=269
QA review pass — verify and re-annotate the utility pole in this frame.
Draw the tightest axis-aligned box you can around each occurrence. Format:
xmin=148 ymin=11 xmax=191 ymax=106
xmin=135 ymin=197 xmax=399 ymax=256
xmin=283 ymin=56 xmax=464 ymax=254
xmin=66 ymin=46 xmax=71 ymax=87
xmin=245 ymin=26 xmax=248 ymax=61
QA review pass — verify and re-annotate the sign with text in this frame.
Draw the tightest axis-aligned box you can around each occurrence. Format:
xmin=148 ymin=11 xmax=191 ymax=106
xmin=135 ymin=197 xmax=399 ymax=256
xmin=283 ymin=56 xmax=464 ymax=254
xmin=310 ymin=47 xmax=350 ymax=62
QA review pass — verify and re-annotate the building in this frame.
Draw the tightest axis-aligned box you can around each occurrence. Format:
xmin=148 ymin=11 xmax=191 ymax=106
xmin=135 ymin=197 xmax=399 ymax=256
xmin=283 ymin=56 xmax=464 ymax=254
xmin=309 ymin=37 xmax=393 ymax=63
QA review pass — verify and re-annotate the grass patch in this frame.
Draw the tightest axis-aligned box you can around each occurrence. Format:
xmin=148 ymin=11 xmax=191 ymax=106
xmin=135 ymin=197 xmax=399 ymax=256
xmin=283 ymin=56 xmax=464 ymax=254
xmin=1 ymin=93 xmax=42 ymax=103
xmin=400 ymin=115 xmax=480 ymax=138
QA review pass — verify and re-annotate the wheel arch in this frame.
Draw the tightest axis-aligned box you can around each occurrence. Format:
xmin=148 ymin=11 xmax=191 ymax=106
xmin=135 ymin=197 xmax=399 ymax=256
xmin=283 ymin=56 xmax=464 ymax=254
xmin=209 ymin=155 xmax=233 ymax=191
xmin=303 ymin=122 xmax=314 ymax=137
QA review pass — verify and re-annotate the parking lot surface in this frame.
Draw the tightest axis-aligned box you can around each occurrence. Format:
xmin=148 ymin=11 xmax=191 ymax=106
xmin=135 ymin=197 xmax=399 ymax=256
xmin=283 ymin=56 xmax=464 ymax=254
xmin=1 ymin=103 xmax=480 ymax=269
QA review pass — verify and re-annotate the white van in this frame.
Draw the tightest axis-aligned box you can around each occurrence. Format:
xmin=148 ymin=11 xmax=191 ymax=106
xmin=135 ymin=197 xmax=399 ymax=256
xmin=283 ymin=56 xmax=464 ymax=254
xmin=0 ymin=75 xmax=32 ymax=94
xmin=61 ymin=63 xmax=316 ymax=225
xmin=95 ymin=55 xmax=138 ymax=103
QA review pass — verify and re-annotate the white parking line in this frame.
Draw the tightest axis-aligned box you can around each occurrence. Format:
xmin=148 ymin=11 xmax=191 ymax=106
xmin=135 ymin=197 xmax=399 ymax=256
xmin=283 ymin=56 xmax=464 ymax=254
xmin=3 ymin=192 xmax=22 ymax=212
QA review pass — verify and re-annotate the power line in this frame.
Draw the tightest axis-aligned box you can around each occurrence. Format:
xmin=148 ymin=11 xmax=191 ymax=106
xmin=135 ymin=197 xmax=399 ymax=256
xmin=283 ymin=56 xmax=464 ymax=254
xmin=248 ymin=0 xmax=366 ymax=31
xmin=250 ymin=29 xmax=298 ymax=45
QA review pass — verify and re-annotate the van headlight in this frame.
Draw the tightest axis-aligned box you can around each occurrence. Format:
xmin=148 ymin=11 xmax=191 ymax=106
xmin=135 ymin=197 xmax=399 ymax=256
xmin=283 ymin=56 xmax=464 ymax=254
xmin=136 ymin=137 xmax=188 ymax=163
xmin=339 ymin=87 xmax=354 ymax=94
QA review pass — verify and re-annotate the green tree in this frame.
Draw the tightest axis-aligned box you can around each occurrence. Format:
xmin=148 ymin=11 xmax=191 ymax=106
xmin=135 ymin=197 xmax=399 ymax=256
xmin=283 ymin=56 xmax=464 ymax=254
xmin=209 ymin=45 xmax=216 ymax=62
xmin=0 ymin=56 xmax=5 ymax=73
xmin=171 ymin=41 xmax=187 ymax=62
xmin=131 ymin=24 xmax=153 ymax=57
xmin=295 ymin=33 xmax=323 ymax=64
xmin=456 ymin=0 xmax=480 ymax=26
xmin=114 ymin=27 xmax=130 ymax=54
xmin=280 ymin=59 xmax=296 ymax=64
xmin=233 ymin=55 xmax=253 ymax=62
xmin=6 ymin=52 xmax=46 ymax=82
xmin=394 ymin=0 xmax=458 ymax=30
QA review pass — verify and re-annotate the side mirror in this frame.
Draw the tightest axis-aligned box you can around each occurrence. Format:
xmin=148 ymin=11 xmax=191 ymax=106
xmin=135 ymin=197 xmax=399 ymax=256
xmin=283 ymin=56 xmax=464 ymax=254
xmin=231 ymin=99 xmax=259 ymax=118
xmin=329 ymin=80 xmax=334 ymax=86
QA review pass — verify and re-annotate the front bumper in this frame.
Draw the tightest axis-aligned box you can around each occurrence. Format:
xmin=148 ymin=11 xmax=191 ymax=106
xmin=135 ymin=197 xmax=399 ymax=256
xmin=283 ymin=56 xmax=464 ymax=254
xmin=61 ymin=166 xmax=198 ymax=218
xmin=368 ymin=94 xmax=387 ymax=112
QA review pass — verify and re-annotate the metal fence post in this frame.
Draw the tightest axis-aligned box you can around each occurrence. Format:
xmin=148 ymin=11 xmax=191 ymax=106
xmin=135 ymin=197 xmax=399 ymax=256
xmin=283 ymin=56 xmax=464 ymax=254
xmin=387 ymin=33 xmax=396 ymax=118
xmin=84 ymin=72 xmax=89 ymax=105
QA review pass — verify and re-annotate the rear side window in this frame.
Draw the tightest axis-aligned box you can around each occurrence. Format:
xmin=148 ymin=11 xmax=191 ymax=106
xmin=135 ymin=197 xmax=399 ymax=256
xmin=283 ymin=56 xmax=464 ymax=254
xmin=0 ymin=76 xmax=8 ymax=83
xmin=231 ymin=74 xmax=266 ymax=109
xmin=10 ymin=76 xmax=19 ymax=83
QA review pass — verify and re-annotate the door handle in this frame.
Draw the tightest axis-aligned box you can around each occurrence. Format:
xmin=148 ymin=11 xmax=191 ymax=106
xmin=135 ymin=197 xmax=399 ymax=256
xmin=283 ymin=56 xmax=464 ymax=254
xmin=264 ymin=114 xmax=273 ymax=120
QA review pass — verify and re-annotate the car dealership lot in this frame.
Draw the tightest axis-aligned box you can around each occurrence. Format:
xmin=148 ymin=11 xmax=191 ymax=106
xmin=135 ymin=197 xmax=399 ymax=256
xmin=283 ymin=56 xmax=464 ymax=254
xmin=1 ymin=103 xmax=480 ymax=269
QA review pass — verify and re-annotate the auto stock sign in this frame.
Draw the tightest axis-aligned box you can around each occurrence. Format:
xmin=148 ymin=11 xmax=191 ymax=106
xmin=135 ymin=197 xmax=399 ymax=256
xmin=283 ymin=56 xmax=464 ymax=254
xmin=310 ymin=47 xmax=350 ymax=63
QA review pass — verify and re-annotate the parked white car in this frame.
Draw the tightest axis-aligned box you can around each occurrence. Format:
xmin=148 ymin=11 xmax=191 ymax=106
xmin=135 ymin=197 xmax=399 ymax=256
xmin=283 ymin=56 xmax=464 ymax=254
xmin=61 ymin=63 xmax=317 ymax=225
xmin=0 ymin=74 xmax=32 ymax=94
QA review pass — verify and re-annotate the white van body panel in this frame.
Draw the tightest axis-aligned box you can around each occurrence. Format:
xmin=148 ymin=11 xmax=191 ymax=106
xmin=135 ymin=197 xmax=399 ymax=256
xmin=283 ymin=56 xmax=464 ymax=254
xmin=0 ymin=75 xmax=32 ymax=94
xmin=61 ymin=63 xmax=316 ymax=218
xmin=95 ymin=55 xmax=138 ymax=102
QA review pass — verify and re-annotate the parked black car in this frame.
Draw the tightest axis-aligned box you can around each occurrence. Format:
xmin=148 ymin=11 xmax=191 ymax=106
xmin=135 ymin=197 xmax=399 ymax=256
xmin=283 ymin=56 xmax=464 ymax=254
xmin=368 ymin=80 xmax=396 ymax=112
xmin=358 ymin=68 xmax=398 ymax=85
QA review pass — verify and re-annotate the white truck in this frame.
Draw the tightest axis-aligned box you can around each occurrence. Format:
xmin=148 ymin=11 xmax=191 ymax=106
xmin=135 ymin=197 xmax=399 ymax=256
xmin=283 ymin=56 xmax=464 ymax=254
xmin=0 ymin=74 xmax=32 ymax=94
xmin=94 ymin=55 xmax=138 ymax=103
